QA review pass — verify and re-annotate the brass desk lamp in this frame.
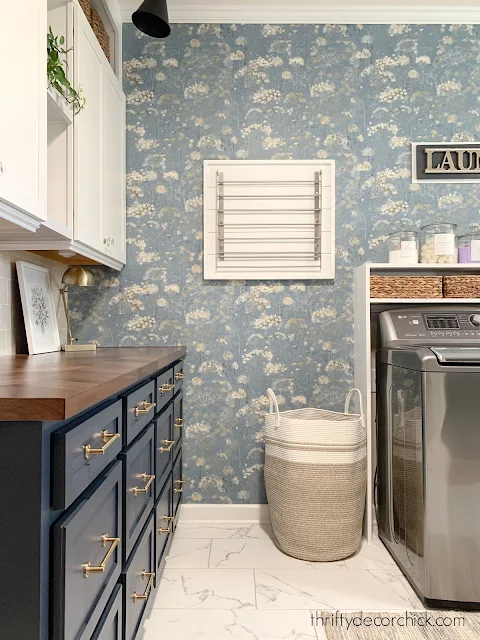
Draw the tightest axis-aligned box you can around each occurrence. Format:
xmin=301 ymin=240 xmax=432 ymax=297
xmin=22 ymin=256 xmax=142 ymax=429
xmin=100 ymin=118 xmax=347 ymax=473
xmin=60 ymin=266 xmax=96 ymax=351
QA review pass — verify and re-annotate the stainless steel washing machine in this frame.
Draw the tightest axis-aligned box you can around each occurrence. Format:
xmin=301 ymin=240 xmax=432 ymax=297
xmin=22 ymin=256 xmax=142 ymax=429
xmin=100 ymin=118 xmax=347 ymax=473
xmin=376 ymin=307 xmax=480 ymax=609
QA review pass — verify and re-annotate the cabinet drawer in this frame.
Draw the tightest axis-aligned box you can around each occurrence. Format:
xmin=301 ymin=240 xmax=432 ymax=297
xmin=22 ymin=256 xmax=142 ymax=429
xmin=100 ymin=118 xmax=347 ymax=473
xmin=121 ymin=423 xmax=155 ymax=561
xmin=90 ymin=584 xmax=123 ymax=640
xmin=121 ymin=515 xmax=156 ymax=640
xmin=173 ymin=449 xmax=183 ymax=517
xmin=155 ymin=367 xmax=174 ymax=415
xmin=174 ymin=360 xmax=185 ymax=391
xmin=154 ymin=405 xmax=173 ymax=498
xmin=155 ymin=475 xmax=173 ymax=583
xmin=51 ymin=462 xmax=122 ymax=640
xmin=125 ymin=380 xmax=155 ymax=445
xmin=52 ymin=401 xmax=123 ymax=510
xmin=173 ymin=390 xmax=184 ymax=460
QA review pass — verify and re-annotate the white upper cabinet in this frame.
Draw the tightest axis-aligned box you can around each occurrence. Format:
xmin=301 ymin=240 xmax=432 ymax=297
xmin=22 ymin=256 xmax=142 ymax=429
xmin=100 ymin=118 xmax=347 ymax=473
xmin=102 ymin=69 xmax=126 ymax=263
xmin=73 ymin=3 xmax=126 ymax=265
xmin=0 ymin=0 xmax=47 ymax=224
xmin=0 ymin=0 xmax=125 ymax=269
xmin=73 ymin=5 xmax=104 ymax=253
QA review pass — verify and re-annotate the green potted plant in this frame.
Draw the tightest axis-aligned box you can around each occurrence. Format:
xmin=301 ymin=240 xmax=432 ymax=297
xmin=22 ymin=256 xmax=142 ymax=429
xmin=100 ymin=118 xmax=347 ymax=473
xmin=47 ymin=26 xmax=85 ymax=114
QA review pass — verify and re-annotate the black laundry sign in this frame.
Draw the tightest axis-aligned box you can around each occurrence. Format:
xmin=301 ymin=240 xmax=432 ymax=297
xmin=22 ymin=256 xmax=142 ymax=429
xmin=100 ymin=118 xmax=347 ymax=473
xmin=412 ymin=143 xmax=480 ymax=182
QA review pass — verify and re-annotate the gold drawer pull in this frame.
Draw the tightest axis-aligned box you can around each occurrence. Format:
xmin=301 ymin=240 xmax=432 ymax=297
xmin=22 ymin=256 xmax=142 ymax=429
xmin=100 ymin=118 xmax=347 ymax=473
xmin=132 ymin=570 xmax=155 ymax=603
xmin=158 ymin=515 xmax=174 ymax=534
xmin=174 ymin=479 xmax=185 ymax=493
xmin=134 ymin=401 xmax=156 ymax=417
xmin=159 ymin=383 xmax=174 ymax=394
xmin=159 ymin=440 xmax=175 ymax=453
xmin=133 ymin=473 xmax=155 ymax=496
xmin=84 ymin=431 xmax=120 ymax=460
xmin=174 ymin=418 xmax=184 ymax=428
xmin=83 ymin=534 xmax=120 ymax=578
xmin=175 ymin=372 xmax=185 ymax=381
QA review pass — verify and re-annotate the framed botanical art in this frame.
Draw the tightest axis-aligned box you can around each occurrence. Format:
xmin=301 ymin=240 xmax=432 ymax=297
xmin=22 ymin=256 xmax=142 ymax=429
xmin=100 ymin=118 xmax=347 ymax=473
xmin=16 ymin=261 xmax=61 ymax=355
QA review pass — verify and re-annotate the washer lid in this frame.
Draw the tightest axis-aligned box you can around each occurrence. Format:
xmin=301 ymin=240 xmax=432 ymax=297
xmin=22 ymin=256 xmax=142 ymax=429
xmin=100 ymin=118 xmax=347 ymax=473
xmin=430 ymin=347 xmax=480 ymax=364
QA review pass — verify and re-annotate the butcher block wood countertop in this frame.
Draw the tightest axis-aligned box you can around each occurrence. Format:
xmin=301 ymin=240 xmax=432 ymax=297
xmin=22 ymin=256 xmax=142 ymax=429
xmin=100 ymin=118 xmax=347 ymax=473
xmin=0 ymin=347 xmax=186 ymax=421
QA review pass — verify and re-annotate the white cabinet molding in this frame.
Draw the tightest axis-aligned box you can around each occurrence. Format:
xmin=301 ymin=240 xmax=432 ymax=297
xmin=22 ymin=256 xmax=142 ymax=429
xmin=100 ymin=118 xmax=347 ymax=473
xmin=120 ymin=0 xmax=480 ymax=25
xmin=204 ymin=160 xmax=335 ymax=280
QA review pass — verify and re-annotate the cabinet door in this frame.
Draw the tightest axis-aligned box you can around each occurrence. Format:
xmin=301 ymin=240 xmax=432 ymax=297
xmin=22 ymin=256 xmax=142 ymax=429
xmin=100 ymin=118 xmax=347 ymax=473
xmin=102 ymin=70 xmax=126 ymax=263
xmin=0 ymin=0 xmax=46 ymax=220
xmin=73 ymin=5 xmax=103 ymax=252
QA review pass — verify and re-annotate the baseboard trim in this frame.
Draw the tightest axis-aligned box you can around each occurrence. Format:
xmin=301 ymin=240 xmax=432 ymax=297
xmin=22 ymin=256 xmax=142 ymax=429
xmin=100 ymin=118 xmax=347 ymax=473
xmin=177 ymin=504 xmax=271 ymax=525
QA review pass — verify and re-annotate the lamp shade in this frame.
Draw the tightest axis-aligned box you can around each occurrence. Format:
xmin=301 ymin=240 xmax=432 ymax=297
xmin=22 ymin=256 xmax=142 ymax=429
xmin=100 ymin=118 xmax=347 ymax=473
xmin=61 ymin=266 xmax=94 ymax=287
xmin=132 ymin=0 xmax=170 ymax=38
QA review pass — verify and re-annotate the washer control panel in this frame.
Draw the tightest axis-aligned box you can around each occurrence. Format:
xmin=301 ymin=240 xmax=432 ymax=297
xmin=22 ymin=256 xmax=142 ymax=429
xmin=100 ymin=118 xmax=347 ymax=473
xmin=379 ymin=308 xmax=480 ymax=345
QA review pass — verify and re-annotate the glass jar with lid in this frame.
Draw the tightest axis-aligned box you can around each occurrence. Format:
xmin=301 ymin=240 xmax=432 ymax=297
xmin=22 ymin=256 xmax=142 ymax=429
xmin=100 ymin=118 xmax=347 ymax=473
xmin=388 ymin=229 xmax=419 ymax=265
xmin=458 ymin=232 xmax=480 ymax=263
xmin=420 ymin=223 xmax=458 ymax=264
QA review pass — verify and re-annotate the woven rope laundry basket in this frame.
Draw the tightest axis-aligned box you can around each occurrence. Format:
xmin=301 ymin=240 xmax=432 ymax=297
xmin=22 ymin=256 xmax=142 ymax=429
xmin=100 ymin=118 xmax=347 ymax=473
xmin=264 ymin=388 xmax=367 ymax=562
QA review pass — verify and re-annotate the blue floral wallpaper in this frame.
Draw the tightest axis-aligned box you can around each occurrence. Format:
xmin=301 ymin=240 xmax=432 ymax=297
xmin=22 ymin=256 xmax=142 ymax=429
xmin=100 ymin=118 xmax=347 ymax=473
xmin=72 ymin=22 xmax=480 ymax=504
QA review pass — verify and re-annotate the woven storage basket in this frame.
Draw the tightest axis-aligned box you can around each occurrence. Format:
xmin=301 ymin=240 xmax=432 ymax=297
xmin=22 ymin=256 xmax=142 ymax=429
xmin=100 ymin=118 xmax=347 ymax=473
xmin=370 ymin=275 xmax=443 ymax=299
xmin=443 ymin=275 xmax=480 ymax=298
xmin=90 ymin=8 xmax=110 ymax=61
xmin=79 ymin=0 xmax=91 ymax=19
xmin=264 ymin=389 xmax=367 ymax=562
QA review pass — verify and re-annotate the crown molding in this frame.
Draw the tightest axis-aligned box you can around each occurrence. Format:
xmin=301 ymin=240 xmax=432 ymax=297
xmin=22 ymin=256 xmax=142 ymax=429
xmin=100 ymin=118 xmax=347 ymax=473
xmin=121 ymin=3 xmax=480 ymax=24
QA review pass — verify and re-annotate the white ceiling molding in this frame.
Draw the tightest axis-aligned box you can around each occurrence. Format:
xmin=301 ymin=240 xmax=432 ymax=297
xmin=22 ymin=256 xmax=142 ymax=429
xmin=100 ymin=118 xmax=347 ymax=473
xmin=120 ymin=0 xmax=480 ymax=24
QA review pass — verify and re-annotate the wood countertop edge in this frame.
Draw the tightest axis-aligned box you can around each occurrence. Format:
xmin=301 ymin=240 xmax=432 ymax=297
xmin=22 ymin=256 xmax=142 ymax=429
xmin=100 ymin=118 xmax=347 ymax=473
xmin=0 ymin=346 xmax=187 ymax=422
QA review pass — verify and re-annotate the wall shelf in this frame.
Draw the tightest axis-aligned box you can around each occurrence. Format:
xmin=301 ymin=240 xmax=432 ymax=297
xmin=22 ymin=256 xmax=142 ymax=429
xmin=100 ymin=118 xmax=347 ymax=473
xmin=47 ymin=87 xmax=73 ymax=125
xmin=370 ymin=298 xmax=479 ymax=304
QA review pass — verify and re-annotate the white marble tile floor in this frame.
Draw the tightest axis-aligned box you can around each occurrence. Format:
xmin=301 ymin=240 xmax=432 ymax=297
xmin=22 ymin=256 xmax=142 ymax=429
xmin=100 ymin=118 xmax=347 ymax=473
xmin=143 ymin=523 xmax=423 ymax=640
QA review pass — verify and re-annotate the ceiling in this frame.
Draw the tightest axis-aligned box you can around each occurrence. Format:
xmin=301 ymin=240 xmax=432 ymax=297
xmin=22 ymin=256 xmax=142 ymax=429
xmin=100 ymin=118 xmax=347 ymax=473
xmin=120 ymin=0 xmax=480 ymax=24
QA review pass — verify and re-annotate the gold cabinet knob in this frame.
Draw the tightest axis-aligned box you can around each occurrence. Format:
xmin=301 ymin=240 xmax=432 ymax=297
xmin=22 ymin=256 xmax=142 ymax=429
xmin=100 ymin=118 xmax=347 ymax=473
xmin=83 ymin=534 xmax=120 ymax=578
xmin=159 ymin=440 xmax=175 ymax=453
xmin=158 ymin=515 xmax=174 ymax=534
xmin=132 ymin=570 xmax=155 ymax=603
xmin=159 ymin=383 xmax=174 ymax=394
xmin=175 ymin=372 xmax=185 ymax=381
xmin=174 ymin=479 xmax=185 ymax=493
xmin=84 ymin=431 xmax=120 ymax=459
xmin=133 ymin=473 xmax=155 ymax=496
xmin=135 ymin=401 xmax=156 ymax=417
xmin=174 ymin=418 xmax=184 ymax=428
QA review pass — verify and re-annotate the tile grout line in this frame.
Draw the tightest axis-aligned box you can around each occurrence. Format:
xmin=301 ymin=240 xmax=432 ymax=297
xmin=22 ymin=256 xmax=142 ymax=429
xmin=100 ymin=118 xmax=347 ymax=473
xmin=253 ymin=568 xmax=258 ymax=609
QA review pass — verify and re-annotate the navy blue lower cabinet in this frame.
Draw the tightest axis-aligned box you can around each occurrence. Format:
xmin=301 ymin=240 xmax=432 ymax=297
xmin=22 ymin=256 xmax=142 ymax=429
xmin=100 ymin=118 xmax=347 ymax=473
xmin=51 ymin=462 xmax=123 ymax=640
xmin=173 ymin=449 xmax=183 ymax=524
xmin=0 ymin=356 xmax=184 ymax=640
xmin=125 ymin=381 xmax=156 ymax=446
xmin=90 ymin=584 xmax=123 ymax=640
xmin=120 ymin=423 xmax=155 ymax=561
xmin=52 ymin=400 xmax=123 ymax=511
xmin=155 ymin=367 xmax=175 ymax=415
xmin=121 ymin=515 xmax=156 ymax=640
xmin=154 ymin=404 xmax=173 ymax=498
xmin=155 ymin=475 xmax=174 ymax=585
xmin=172 ymin=390 xmax=184 ymax=460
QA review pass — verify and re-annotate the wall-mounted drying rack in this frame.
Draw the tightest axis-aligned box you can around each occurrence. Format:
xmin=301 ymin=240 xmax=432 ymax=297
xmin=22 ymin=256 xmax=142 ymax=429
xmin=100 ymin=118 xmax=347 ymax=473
xmin=203 ymin=160 xmax=336 ymax=280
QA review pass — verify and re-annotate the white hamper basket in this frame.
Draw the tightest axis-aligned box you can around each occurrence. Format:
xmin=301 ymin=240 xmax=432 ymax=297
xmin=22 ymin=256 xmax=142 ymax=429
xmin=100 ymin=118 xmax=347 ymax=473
xmin=264 ymin=388 xmax=367 ymax=562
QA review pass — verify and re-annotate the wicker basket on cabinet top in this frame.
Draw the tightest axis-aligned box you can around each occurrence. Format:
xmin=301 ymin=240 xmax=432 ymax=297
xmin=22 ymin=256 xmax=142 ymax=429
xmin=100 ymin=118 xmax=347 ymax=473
xmin=370 ymin=275 xmax=443 ymax=299
xmin=443 ymin=275 xmax=480 ymax=298
xmin=79 ymin=0 xmax=91 ymax=19
xmin=90 ymin=8 xmax=110 ymax=62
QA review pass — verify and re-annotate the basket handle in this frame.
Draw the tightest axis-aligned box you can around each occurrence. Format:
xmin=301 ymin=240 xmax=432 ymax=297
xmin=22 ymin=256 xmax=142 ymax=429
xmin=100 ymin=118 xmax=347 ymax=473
xmin=266 ymin=388 xmax=280 ymax=425
xmin=344 ymin=388 xmax=364 ymax=419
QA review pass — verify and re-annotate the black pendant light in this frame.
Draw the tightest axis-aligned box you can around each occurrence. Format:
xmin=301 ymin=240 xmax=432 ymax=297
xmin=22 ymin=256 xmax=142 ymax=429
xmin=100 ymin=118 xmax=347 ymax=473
xmin=132 ymin=0 xmax=171 ymax=38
